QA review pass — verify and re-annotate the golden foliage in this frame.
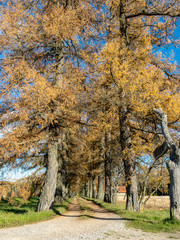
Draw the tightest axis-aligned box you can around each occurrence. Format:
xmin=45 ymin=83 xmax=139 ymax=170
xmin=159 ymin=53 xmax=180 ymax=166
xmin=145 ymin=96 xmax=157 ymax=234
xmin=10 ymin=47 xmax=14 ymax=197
xmin=0 ymin=0 xmax=179 ymax=196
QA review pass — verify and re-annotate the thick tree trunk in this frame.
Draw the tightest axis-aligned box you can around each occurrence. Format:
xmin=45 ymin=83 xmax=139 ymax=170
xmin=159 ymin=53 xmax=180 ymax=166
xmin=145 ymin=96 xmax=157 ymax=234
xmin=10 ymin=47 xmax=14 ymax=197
xmin=125 ymin=172 xmax=139 ymax=211
xmin=53 ymin=40 xmax=65 ymax=202
xmin=97 ymin=165 xmax=105 ymax=201
xmin=55 ymin=137 xmax=67 ymax=202
xmin=154 ymin=108 xmax=180 ymax=220
xmin=167 ymin=161 xmax=180 ymax=220
xmin=84 ymin=182 xmax=88 ymax=197
xmin=80 ymin=185 xmax=86 ymax=196
xmin=87 ymin=180 xmax=90 ymax=198
xmin=92 ymin=176 xmax=97 ymax=199
xmin=104 ymin=131 xmax=112 ymax=203
xmin=119 ymin=105 xmax=139 ymax=211
xmin=55 ymin=167 xmax=66 ymax=202
xmin=97 ymin=137 xmax=105 ymax=201
xmin=123 ymin=160 xmax=139 ymax=211
xmin=104 ymin=130 xmax=113 ymax=203
xmin=111 ymin=175 xmax=117 ymax=204
xmin=104 ymin=159 xmax=112 ymax=203
xmin=37 ymin=142 xmax=58 ymax=211
xmin=88 ymin=179 xmax=93 ymax=198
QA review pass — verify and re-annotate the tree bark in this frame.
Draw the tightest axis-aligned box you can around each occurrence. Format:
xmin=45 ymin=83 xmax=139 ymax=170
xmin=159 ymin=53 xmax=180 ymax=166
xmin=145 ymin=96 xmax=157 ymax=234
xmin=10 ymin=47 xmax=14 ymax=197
xmin=89 ymin=178 xmax=93 ymax=198
xmin=55 ymin=137 xmax=67 ymax=202
xmin=55 ymin=165 xmax=66 ymax=202
xmin=104 ymin=131 xmax=112 ymax=203
xmin=119 ymin=104 xmax=139 ymax=211
xmin=154 ymin=108 xmax=180 ymax=220
xmin=97 ymin=137 xmax=105 ymax=201
xmin=111 ymin=174 xmax=117 ymax=204
xmin=87 ymin=179 xmax=90 ymax=198
xmin=115 ymin=1 xmax=139 ymax=211
xmin=97 ymin=163 xmax=105 ymax=201
xmin=104 ymin=159 xmax=112 ymax=203
xmin=167 ymin=161 xmax=180 ymax=220
xmin=92 ymin=176 xmax=97 ymax=199
xmin=37 ymin=142 xmax=58 ymax=211
xmin=125 ymin=173 xmax=139 ymax=211
xmin=86 ymin=182 xmax=89 ymax=197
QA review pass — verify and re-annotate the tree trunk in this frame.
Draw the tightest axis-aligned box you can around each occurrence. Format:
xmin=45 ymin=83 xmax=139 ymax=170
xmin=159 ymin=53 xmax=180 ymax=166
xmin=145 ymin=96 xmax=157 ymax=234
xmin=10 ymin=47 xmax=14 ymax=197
xmin=125 ymin=173 xmax=139 ymax=211
xmin=55 ymin=137 xmax=67 ymax=202
xmin=37 ymin=142 xmax=58 ymax=211
xmin=92 ymin=176 xmax=97 ymax=199
xmin=89 ymin=179 xmax=93 ymax=198
xmin=97 ymin=165 xmax=105 ymax=201
xmin=97 ymin=137 xmax=105 ymax=201
xmin=81 ymin=185 xmax=86 ymax=197
xmin=55 ymin=167 xmax=66 ymax=202
xmin=154 ymin=108 xmax=180 ymax=220
xmin=84 ymin=182 xmax=88 ymax=197
xmin=167 ymin=161 xmax=180 ymax=220
xmin=111 ymin=175 xmax=117 ymax=204
xmin=119 ymin=105 xmax=139 ymax=211
xmin=104 ymin=159 xmax=112 ymax=203
xmin=104 ymin=131 xmax=112 ymax=203
xmin=87 ymin=180 xmax=90 ymax=198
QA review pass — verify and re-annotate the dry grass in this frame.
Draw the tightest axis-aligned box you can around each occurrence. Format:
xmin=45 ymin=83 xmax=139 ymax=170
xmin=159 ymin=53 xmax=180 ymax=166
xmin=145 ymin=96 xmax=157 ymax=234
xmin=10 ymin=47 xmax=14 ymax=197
xmin=117 ymin=195 xmax=169 ymax=210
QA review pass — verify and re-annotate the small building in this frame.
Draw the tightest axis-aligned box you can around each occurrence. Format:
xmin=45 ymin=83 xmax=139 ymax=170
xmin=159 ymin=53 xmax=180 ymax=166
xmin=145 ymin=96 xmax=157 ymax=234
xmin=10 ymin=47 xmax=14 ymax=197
xmin=117 ymin=186 xmax=126 ymax=193
xmin=117 ymin=186 xmax=126 ymax=200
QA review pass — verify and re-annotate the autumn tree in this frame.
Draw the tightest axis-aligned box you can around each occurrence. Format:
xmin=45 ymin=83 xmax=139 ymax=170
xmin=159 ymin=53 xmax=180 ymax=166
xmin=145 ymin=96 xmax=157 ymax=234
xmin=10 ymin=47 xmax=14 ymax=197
xmin=0 ymin=0 xmax=179 ymax=213
xmin=83 ymin=0 xmax=180 ymax=211
xmin=0 ymin=0 xmax=94 ymax=211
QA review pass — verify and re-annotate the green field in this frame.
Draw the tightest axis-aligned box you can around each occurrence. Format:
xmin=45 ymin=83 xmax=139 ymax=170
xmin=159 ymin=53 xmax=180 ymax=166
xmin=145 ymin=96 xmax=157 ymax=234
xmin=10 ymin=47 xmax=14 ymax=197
xmin=85 ymin=198 xmax=180 ymax=233
xmin=0 ymin=197 xmax=71 ymax=228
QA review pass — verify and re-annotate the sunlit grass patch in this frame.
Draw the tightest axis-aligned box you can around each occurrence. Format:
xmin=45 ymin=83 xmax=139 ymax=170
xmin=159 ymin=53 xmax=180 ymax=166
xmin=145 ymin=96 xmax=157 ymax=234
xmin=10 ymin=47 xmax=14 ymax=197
xmin=0 ymin=197 xmax=71 ymax=228
xmin=84 ymin=197 xmax=180 ymax=233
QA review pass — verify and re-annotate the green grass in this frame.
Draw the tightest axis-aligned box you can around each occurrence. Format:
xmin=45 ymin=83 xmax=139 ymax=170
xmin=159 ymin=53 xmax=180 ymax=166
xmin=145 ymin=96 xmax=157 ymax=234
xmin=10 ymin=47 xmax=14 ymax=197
xmin=84 ymin=198 xmax=180 ymax=233
xmin=0 ymin=197 xmax=72 ymax=228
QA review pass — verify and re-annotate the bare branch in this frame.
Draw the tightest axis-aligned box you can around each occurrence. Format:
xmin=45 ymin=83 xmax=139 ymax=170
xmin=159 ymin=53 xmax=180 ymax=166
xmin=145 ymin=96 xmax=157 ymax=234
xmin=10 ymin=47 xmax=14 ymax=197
xmin=153 ymin=108 xmax=175 ymax=148
xmin=126 ymin=10 xmax=180 ymax=19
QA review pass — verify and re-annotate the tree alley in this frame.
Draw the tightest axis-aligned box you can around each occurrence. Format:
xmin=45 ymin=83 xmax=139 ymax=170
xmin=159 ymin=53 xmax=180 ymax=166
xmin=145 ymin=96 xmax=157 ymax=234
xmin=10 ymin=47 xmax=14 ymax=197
xmin=0 ymin=0 xmax=180 ymax=218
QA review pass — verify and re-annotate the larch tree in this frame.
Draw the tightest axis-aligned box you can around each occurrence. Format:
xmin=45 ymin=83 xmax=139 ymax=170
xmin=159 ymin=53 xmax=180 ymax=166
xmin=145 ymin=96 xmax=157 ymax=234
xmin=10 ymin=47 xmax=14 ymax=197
xmin=83 ymin=0 xmax=180 ymax=211
xmin=84 ymin=79 xmax=122 ymax=203
xmin=0 ymin=0 xmax=94 ymax=211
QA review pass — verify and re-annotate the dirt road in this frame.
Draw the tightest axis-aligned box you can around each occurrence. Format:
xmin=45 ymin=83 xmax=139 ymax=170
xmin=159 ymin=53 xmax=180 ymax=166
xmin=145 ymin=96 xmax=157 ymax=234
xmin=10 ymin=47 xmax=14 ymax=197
xmin=0 ymin=197 xmax=179 ymax=240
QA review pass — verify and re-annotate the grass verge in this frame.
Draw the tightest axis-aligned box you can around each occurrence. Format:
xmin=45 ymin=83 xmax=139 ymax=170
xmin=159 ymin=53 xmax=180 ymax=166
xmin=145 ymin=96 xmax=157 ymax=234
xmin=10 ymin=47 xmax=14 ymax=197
xmin=84 ymin=197 xmax=180 ymax=233
xmin=0 ymin=197 xmax=72 ymax=228
xmin=77 ymin=198 xmax=94 ymax=220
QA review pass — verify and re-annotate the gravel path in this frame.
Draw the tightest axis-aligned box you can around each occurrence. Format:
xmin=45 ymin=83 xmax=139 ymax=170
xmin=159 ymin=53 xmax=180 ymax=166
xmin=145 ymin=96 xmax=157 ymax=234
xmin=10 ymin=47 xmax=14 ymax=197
xmin=0 ymin=197 xmax=179 ymax=240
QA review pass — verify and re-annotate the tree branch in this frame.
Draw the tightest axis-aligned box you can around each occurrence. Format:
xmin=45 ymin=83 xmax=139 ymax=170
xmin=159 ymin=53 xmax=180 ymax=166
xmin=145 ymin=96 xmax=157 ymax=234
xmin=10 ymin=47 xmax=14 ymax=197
xmin=126 ymin=10 xmax=180 ymax=19
xmin=153 ymin=108 xmax=175 ymax=148
xmin=153 ymin=108 xmax=179 ymax=164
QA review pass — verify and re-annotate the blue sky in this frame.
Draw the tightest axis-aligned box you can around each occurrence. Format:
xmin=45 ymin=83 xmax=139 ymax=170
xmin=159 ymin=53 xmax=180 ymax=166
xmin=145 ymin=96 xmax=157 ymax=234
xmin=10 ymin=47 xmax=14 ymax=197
xmin=165 ymin=25 xmax=180 ymax=65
